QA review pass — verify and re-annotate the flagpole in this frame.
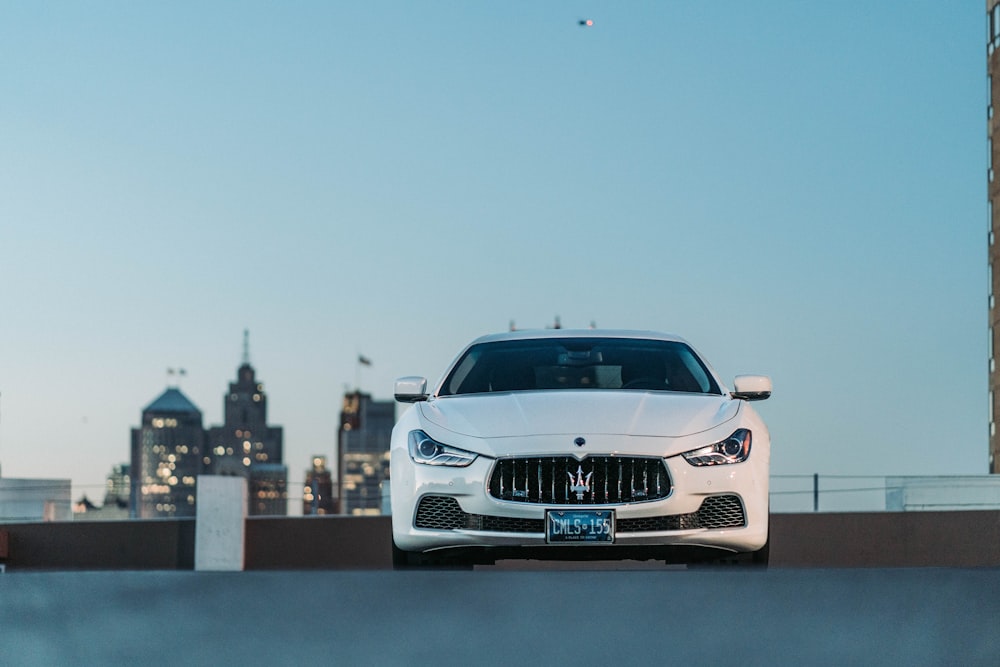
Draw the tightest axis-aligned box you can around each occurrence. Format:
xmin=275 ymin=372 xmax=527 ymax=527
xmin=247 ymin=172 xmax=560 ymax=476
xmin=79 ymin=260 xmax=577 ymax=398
xmin=356 ymin=355 xmax=372 ymax=393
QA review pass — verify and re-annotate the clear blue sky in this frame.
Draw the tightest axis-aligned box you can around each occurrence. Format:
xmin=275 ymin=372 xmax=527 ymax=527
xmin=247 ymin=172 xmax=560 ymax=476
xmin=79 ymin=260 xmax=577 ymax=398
xmin=0 ymin=2 xmax=988 ymax=503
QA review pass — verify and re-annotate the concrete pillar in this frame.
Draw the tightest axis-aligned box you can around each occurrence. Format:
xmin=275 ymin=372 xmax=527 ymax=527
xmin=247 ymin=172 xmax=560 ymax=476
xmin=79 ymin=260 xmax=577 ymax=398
xmin=195 ymin=476 xmax=247 ymax=571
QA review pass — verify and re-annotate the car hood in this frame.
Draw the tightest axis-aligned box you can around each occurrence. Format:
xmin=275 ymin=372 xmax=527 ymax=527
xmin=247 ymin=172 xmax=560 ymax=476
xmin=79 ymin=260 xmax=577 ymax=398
xmin=418 ymin=391 xmax=739 ymax=439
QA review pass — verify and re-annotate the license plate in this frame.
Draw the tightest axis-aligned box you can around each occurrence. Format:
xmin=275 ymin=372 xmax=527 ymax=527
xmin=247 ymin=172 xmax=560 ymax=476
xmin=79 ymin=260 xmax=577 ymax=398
xmin=546 ymin=509 xmax=615 ymax=544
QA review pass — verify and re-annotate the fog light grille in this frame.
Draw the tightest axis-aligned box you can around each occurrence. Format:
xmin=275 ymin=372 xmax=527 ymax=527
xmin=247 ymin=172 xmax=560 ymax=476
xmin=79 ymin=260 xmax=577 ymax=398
xmin=617 ymin=495 xmax=746 ymax=532
xmin=696 ymin=495 xmax=746 ymax=529
xmin=414 ymin=496 xmax=466 ymax=530
xmin=414 ymin=496 xmax=544 ymax=533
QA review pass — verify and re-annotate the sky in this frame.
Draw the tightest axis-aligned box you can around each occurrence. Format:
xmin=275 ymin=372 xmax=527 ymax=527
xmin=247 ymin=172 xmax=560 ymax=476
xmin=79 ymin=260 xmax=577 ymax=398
xmin=0 ymin=2 xmax=989 ymax=508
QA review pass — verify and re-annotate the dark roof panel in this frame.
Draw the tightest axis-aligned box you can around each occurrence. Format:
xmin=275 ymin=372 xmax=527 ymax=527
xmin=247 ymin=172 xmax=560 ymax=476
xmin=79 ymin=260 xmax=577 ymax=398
xmin=144 ymin=388 xmax=202 ymax=415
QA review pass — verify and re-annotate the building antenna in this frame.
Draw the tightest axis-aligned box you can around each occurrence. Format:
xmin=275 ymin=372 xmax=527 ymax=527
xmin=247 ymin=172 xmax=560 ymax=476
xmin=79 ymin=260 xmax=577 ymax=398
xmin=166 ymin=368 xmax=187 ymax=388
xmin=242 ymin=329 xmax=251 ymax=366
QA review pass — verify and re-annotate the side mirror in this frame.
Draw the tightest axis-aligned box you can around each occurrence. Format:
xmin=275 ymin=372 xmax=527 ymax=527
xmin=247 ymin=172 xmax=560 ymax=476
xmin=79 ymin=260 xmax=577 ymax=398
xmin=394 ymin=376 xmax=429 ymax=403
xmin=732 ymin=375 xmax=771 ymax=401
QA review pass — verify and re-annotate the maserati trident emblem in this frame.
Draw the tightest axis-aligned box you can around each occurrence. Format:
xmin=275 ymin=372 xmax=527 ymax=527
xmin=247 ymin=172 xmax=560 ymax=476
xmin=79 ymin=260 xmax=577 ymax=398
xmin=574 ymin=437 xmax=586 ymax=447
xmin=568 ymin=465 xmax=593 ymax=501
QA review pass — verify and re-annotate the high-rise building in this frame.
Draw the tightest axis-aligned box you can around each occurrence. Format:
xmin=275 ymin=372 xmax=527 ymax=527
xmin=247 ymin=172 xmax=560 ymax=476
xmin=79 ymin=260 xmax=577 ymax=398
xmin=130 ymin=388 xmax=205 ymax=518
xmin=303 ymin=456 xmax=336 ymax=515
xmin=990 ymin=1 xmax=1000 ymax=473
xmin=104 ymin=463 xmax=130 ymax=510
xmin=74 ymin=463 xmax=131 ymax=521
xmin=131 ymin=332 xmax=288 ymax=515
xmin=338 ymin=391 xmax=394 ymax=515
xmin=249 ymin=463 xmax=288 ymax=515
xmin=205 ymin=331 xmax=287 ymax=515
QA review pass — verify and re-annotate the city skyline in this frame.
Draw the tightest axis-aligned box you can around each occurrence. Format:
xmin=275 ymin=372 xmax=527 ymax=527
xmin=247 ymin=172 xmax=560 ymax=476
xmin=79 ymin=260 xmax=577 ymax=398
xmin=0 ymin=3 xmax=989 ymax=502
xmin=130 ymin=337 xmax=290 ymax=517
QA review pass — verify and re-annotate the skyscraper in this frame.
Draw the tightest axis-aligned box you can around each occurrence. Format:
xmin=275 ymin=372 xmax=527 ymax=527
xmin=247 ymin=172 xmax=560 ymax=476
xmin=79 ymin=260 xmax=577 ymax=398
xmin=338 ymin=391 xmax=394 ymax=515
xmin=104 ymin=463 xmax=130 ymax=511
xmin=73 ymin=463 xmax=131 ymax=521
xmin=989 ymin=1 xmax=1000 ymax=473
xmin=130 ymin=387 xmax=205 ymax=518
xmin=303 ymin=456 xmax=336 ymax=515
xmin=206 ymin=331 xmax=287 ymax=515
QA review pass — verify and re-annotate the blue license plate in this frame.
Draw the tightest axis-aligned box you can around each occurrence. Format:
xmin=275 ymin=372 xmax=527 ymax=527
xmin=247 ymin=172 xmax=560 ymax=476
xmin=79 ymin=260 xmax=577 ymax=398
xmin=546 ymin=509 xmax=615 ymax=543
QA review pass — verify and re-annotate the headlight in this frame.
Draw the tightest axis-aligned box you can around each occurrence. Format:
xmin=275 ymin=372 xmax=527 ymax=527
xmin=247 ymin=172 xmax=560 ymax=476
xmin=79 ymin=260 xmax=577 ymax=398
xmin=682 ymin=429 xmax=751 ymax=466
xmin=407 ymin=430 xmax=478 ymax=467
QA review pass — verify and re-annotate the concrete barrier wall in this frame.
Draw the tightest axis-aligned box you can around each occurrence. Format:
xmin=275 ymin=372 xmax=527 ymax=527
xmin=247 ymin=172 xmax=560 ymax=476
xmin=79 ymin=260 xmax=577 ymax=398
xmin=0 ymin=519 xmax=196 ymax=570
xmin=245 ymin=516 xmax=392 ymax=570
xmin=0 ymin=511 xmax=997 ymax=571
xmin=770 ymin=511 xmax=1000 ymax=568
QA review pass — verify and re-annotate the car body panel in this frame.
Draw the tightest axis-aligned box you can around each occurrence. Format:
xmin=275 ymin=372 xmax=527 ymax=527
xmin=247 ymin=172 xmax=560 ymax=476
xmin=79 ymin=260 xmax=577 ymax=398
xmin=389 ymin=329 xmax=771 ymax=565
xmin=416 ymin=391 xmax=742 ymax=442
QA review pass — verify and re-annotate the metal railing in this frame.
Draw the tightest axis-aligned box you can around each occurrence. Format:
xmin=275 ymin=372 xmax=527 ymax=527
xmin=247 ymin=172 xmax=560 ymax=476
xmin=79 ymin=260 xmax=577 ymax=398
xmin=770 ymin=474 xmax=1000 ymax=513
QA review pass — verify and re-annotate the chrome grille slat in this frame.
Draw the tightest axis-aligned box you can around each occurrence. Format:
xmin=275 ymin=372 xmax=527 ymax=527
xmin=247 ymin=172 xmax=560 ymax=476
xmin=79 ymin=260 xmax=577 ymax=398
xmin=617 ymin=459 xmax=622 ymax=500
xmin=488 ymin=456 xmax=672 ymax=505
xmin=603 ymin=458 xmax=609 ymax=499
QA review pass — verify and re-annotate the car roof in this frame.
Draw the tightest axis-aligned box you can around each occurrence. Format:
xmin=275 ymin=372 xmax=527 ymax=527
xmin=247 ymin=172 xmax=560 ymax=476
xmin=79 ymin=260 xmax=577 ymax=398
xmin=467 ymin=329 xmax=690 ymax=345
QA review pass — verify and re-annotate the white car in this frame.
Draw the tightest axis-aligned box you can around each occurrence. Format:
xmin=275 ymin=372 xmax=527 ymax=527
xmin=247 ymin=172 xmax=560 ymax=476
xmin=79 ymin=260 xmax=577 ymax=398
xmin=389 ymin=329 xmax=772 ymax=568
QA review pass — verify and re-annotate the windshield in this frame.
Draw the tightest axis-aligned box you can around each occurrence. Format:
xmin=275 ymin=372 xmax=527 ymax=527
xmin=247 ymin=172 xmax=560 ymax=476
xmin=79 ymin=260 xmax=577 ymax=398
xmin=439 ymin=338 xmax=722 ymax=396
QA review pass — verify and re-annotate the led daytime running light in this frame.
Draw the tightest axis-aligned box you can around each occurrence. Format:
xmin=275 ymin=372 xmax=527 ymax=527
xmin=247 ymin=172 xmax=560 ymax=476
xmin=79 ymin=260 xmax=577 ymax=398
xmin=407 ymin=430 xmax=477 ymax=467
xmin=682 ymin=429 xmax=752 ymax=466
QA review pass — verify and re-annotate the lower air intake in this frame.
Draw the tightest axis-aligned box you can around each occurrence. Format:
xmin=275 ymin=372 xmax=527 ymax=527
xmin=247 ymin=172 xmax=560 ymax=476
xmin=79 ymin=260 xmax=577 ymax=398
xmin=413 ymin=494 xmax=745 ymax=534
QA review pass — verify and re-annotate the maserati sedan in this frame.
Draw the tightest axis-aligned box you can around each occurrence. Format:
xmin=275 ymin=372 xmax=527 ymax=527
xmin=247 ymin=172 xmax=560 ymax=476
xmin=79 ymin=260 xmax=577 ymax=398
xmin=389 ymin=329 xmax=772 ymax=568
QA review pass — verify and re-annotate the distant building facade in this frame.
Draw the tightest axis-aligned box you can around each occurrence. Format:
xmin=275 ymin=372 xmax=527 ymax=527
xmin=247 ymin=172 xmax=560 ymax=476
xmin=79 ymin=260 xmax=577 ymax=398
xmin=0 ymin=476 xmax=72 ymax=522
xmin=130 ymin=388 xmax=206 ymax=518
xmin=303 ymin=456 xmax=336 ymax=515
xmin=130 ymin=332 xmax=287 ymax=517
xmin=105 ymin=463 xmax=131 ymax=510
xmin=338 ymin=391 xmax=394 ymax=515
xmin=248 ymin=463 xmax=288 ymax=515
xmin=74 ymin=463 xmax=131 ymax=521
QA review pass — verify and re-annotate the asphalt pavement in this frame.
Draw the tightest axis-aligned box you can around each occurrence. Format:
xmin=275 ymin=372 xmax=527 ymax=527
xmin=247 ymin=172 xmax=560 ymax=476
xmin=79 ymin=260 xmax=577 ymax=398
xmin=0 ymin=567 xmax=997 ymax=666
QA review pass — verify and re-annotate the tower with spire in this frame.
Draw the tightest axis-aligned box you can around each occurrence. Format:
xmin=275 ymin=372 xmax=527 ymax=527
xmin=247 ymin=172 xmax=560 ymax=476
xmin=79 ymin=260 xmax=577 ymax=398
xmin=206 ymin=330 xmax=287 ymax=515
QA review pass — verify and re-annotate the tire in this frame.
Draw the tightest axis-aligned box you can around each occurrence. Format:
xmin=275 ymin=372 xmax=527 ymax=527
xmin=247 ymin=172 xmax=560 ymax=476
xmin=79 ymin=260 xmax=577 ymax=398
xmin=391 ymin=538 xmax=415 ymax=569
xmin=687 ymin=549 xmax=765 ymax=569
xmin=732 ymin=519 xmax=770 ymax=568
xmin=391 ymin=539 xmax=473 ymax=570
xmin=748 ymin=512 xmax=771 ymax=568
xmin=686 ymin=519 xmax=770 ymax=569
xmin=749 ymin=535 xmax=770 ymax=567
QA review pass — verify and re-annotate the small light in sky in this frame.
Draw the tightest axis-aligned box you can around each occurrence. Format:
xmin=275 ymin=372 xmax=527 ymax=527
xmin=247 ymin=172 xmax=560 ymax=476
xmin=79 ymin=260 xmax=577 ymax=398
xmin=579 ymin=19 xmax=594 ymax=27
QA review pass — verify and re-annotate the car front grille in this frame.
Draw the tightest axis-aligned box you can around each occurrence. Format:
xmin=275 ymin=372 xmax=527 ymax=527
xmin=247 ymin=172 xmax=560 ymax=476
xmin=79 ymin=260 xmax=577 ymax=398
xmin=487 ymin=456 xmax=672 ymax=505
xmin=413 ymin=494 xmax=745 ymax=534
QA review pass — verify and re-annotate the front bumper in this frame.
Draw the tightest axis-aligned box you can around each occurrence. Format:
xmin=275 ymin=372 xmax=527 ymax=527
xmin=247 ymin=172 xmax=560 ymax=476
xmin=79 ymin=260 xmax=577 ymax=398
xmin=390 ymin=453 xmax=769 ymax=558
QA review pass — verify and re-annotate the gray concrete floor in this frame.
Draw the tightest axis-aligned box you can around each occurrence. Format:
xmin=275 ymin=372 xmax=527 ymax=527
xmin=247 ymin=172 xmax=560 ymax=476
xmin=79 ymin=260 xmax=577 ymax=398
xmin=1 ymin=568 xmax=998 ymax=666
